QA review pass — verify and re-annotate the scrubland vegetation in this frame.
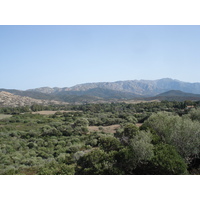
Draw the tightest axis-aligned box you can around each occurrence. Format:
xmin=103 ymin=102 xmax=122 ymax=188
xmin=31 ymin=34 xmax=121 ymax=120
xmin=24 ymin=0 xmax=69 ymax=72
xmin=0 ymin=100 xmax=200 ymax=175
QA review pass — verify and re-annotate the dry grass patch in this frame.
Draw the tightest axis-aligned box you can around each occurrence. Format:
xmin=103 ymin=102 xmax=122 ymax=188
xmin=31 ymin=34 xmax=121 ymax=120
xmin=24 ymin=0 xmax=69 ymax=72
xmin=122 ymin=99 xmax=160 ymax=104
xmin=0 ymin=114 xmax=12 ymax=119
xmin=89 ymin=124 xmax=142 ymax=134
xmin=88 ymin=124 xmax=120 ymax=134
xmin=32 ymin=110 xmax=82 ymax=115
xmin=136 ymin=123 xmax=143 ymax=127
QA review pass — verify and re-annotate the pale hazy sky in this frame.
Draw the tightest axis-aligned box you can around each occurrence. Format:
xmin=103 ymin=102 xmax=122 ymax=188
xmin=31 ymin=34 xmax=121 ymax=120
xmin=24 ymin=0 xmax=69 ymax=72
xmin=1 ymin=25 xmax=200 ymax=90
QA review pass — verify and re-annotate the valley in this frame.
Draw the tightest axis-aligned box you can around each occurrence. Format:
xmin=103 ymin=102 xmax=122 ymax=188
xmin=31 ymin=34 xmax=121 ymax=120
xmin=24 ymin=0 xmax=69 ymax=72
xmin=0 ymin=100 xmax=200 ymax=175
xmin=1 ymin=78 xmax=200 ymax=175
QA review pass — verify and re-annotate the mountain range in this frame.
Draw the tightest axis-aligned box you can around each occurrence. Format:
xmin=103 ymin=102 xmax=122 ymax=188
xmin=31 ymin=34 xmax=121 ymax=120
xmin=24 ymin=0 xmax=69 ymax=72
xmin=1 ymin=78 xmax=200 ymax=106
xmin=26 ymin=78 xmax=200 ymax=96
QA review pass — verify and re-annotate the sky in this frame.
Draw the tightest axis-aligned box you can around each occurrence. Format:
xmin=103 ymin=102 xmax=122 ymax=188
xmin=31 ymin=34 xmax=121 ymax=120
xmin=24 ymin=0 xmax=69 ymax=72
xmin=1 ymin=25 xmax=200 ymax=90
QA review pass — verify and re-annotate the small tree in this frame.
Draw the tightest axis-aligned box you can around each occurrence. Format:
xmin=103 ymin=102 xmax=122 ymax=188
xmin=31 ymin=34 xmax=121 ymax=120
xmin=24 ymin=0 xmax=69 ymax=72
xmin=114 ymin=130 xmax=154 ymax=174
xmin=134 ymin=144 xmax=188 ymax=175
xmin=143 ymin=112 xmax=200 ymax=163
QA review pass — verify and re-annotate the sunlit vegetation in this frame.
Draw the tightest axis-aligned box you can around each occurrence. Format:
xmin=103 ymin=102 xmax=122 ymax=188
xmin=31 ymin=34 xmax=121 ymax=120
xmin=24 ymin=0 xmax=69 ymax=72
xmin=0 ymin=100 xmax=200 ymax=175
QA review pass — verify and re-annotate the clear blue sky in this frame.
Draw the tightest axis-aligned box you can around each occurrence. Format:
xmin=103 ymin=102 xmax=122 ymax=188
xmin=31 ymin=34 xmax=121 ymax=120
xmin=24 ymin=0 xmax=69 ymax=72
xmin=0 ymin=25 xmax=200 ymax=90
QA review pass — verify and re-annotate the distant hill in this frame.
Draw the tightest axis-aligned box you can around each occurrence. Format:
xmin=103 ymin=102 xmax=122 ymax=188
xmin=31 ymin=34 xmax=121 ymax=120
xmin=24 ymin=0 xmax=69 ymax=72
xmin=0 ymin=88 xmax=56 ymax=100
xmin=150 ymin=90 xmax=200 ymax=101
xmin=0 ymin=91 xmax=67 ymax=107
xmin=157 ymin=90 xmax=200 ymax=97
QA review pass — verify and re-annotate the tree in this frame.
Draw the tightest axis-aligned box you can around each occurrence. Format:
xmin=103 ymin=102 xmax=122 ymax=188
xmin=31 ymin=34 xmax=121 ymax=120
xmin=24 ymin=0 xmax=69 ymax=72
xmin=114 ymin=130 xmax=154 ymax=174
xmin=76 ymin=149 xmax=119 ymax=175
xmin=134 ymin=144 xmax=188 ymax=175
xmin=73 ymin=118 xmax=89 ymax=135
xmin=98 ymin=136 xmax=121 ymax=152
xmin=115 ymin=123 xmax=139 ymax=145
xmin=143 ymin=112 xmax=200 ymax=163
xmin=74 ymin=118 xmax=89 ymax=127
xmin=188 ymin=108 xmax=200 ymax=122
xmin=38 ymin=162 xmax=75 ymax=175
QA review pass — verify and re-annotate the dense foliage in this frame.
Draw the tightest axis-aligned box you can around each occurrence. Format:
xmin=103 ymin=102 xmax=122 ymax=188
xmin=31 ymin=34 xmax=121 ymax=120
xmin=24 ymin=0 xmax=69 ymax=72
xmin=0 ymin=100 xmax=200 ymax=175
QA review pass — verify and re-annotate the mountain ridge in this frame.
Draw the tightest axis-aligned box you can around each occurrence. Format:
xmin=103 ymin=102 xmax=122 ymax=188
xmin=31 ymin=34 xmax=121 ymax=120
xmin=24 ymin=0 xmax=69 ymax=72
xmin=27 ymin=78 xmax=200 ymax=96
xmin=1 ymin=78 xmax=200 ymax=105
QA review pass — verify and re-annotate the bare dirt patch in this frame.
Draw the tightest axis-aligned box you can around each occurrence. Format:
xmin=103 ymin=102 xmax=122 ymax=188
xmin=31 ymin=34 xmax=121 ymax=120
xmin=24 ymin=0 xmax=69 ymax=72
xmin=89 ymin=123 xmax=142 ymax=134
xmin=122 ymin=99 xmax=160 ymax=104
xmin=32 ymin=110 xmax=81 ymax=115
xmin=88 ymin=124 xmax=120 ymax=134
xmin=136 ymin=123 xmax=143 ymax=127
xmin=0 ymin=114 xmax=12 ymax=119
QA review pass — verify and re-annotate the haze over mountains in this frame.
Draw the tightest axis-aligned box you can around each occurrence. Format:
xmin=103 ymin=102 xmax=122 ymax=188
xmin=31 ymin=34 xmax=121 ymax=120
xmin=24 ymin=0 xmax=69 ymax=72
xmin=1 ymin=78 xmax=200 ymax=106
xmin=27 ymin=78 xmax=200 ymax=96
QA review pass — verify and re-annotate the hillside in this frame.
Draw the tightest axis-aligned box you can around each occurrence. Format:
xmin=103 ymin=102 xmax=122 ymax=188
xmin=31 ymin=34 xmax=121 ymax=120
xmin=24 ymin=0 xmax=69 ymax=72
xmin=157 ymin=90 xmax=200 ymax=97
xmin=0 ymin=91 xmax=67 ymax=107
xmin=0 ymin=89 xmax=57 ymax=100
xmin=54 ymin=88 xmax=140 ymax=99
xmin=148 ymin=90 xmax=200 ymax=101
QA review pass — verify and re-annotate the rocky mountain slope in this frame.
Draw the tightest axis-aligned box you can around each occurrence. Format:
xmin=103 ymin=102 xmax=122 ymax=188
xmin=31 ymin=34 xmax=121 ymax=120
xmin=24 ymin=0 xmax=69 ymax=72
xmin=28 ymin=78 xmax=200 ymax=96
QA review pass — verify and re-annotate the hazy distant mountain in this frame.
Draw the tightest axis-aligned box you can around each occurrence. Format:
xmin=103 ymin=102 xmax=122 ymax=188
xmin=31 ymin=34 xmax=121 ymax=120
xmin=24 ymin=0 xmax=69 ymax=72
xmin=28 ymin=78 xmax=200 ymax=96
xmin=53 ymin=88 xmax=140 ymax=99
xmin=156 ymin=90 xmax=200 ymax=97
xmin=150 ymin=90 xmax=200 ymax=101
xmin=2 ymin=78 xmax=200 ymax=104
